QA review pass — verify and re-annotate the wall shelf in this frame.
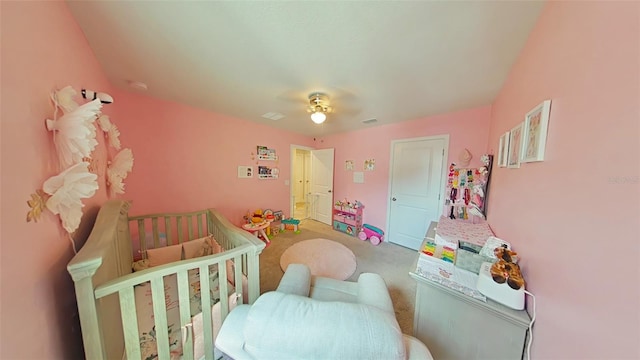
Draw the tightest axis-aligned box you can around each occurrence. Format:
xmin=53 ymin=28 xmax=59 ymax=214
xmin=258 ymin=154 xmax=278 ymax=161
xmin=258 ymin=174 xmax=278 ymax=179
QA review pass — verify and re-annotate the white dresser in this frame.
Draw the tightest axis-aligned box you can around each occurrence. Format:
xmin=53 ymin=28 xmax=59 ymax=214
xmin=410 ymin=222 xmax=530 ymax=360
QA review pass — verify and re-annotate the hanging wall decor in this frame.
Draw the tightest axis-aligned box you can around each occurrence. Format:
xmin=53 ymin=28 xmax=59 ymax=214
xmin=364 ymin=159 xmax=375 ymax=171
xmin=444 ymin=154 xmax=493 ymax=221
xmin=54 ymin=85 xmax=80 ymax=113
xmin=45 ymin=93 xmax=102 ymax=169
xmin=521 ymin=100 xmax=551 ymax=163
xmin=26 ymin=190 xmax=49 ymax=223
xmin=27 ymin=85 xmax=133 ymax=252
xmin=458 ymin=149 xmax=472 ymax=167
xmin=97 ymin=114 xmax=122 ymax=150
xmin=498 ymin=132 xmax=510 ymax=168
xmin=507 ymin=123 xmax=523 ymax=169
xmin=345 ymin=160 xmax=354 ymax=171
xmin=107 ymin=148 xmax=134 ymax=197
xmin=42 ymin=162 xmax=99 ymax=234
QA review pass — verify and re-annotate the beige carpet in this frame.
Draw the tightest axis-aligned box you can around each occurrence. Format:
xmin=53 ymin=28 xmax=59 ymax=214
xmin=259 ymin=219 xmax=418 ymax=335
xmin=280 ymin=238 xmax=357 ymax=280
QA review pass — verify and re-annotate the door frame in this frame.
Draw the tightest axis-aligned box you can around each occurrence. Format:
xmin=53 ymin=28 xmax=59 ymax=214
xmin=290 ymin=144 xmax=314 ymax=218
xmin=385 ymin=134 xmax=450 ymax=237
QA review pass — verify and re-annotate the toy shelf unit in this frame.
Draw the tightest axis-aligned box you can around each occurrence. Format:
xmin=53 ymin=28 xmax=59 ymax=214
xmin=332 ymin=201 xmax=363 ymax=237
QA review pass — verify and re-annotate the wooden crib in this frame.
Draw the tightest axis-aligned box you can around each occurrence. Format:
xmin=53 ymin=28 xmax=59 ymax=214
xmin=67 ymin=200 xmax=265 ymax=360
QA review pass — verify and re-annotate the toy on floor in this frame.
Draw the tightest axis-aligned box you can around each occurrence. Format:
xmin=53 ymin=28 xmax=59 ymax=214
xmin=281 ymin=218 xmax=300 ymax=233
xmin=358 ymin=224 xmax=384 ymax=245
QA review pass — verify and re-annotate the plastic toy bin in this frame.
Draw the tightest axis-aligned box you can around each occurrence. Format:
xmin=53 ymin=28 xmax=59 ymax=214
xmin=333 ymin=220 xmax=356 ymax=236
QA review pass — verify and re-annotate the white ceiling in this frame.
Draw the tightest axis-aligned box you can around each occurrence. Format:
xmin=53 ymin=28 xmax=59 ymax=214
xmin=66 ymin=1 xmax=544 ymax=137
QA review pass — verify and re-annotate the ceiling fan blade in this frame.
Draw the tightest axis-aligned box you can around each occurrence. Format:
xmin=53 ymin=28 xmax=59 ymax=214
xmin=275 ymin=89 xmax=308 ymax=103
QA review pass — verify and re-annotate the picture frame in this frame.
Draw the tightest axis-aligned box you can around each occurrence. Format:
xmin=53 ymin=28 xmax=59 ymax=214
xmin=345 ymin=160 xmax=354 ymax=171
xmin=498 ymin=131 xmax=510 ymax=167
xmin=521 ymin=100 xmax=552 ymax=163
xmin=507 ymin=123 xmax=523 ymax=168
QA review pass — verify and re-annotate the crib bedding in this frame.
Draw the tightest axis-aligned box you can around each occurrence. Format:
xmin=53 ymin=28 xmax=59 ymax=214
xmin=134 ymin=270 xmax=236 ymax=359
xmin=133 ymin=235 xmax=236 ymax=360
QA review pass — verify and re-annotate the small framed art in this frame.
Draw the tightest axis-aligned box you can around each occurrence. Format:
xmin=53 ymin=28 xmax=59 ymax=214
xmin=521 ymin=100 xmax=551 ymax=163
xmin=507 ymin=123 xmax=523 ymax=168
xmin=498 ymin=131 xmax=510 ymax=167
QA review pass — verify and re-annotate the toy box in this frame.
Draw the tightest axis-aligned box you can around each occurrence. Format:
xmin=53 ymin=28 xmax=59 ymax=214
xmin=332 ymin=221 xmax=356 ymax=236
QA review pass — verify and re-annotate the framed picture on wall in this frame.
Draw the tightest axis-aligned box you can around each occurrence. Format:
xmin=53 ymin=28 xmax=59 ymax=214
xmin=507 ymin=123 xmax=523 ymax=168
xmin=521 ymin=100 xmax=552 ymax=163
xmin=498 ymin=131 xmax=510 ymax=167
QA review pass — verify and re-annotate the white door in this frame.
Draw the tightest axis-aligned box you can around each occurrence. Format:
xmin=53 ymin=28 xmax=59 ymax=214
xmin=310 ymin=148 xmax=334 ymax=225
xmin=387 ymin=137 xmax=447 ymax=250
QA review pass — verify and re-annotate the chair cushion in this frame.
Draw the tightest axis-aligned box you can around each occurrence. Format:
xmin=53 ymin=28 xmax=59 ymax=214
xmin=243 ymin=292 xmax=406 ymax=360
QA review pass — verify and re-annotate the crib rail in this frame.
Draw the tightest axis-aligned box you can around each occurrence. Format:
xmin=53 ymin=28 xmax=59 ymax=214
xmin=95 ymin=247 xmax=249 ymax=360
xmin=129 ymin=210 xmax=210 ymax=255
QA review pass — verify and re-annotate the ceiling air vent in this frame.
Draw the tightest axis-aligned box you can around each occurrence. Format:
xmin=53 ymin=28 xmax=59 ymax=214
xmin=262 ymin=112 xmax=285 ymax=120
xmin=362 ymin=118 xmax=377 ymax=124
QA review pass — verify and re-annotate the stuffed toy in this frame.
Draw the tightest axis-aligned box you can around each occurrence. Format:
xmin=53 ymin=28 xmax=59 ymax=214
xmin=490 ymin=247 xmax=525 ymax=290
xmin=494 ymin=247 xmax=519 ymax=263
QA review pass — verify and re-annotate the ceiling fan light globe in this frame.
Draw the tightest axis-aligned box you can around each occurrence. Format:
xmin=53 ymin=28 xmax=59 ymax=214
xmin=311 ymin=111 xmax=326 ymax=124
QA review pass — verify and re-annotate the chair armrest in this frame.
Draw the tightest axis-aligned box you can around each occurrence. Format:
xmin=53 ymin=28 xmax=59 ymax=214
xmin=276 ymin=263 xmax=311 ymax=296
xmin=356 ymin=273 xmax=395 ymax=314
xmin=215 ymin=305 xmax=253 ymax=360
xmin=403 ymin=335 xmax=433 ymax=360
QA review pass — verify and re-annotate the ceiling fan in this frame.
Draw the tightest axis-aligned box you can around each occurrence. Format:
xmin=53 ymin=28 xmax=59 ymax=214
xmin=307 ymin=92 xmax=332 ymax=124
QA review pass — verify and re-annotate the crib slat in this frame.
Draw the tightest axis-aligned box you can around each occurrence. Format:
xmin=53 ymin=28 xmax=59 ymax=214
xmin=219 ymin=262 xmax=229 ymax=321
xmin=119 ymin=287 xmax=142 ymax=360
xmin=138 ymin=219 xmax=147 ymax=257
xmin=176 ymin=270 xmax=193 ymax=360
xmin=165 ymin=217 xmax=172 ymax=245
xmin=150 ymin=277 xmax=171 ymax=360
xmin=152 ymin=217 xmax=160 ymax=248
xmin=200 ymin=265 xmax=214 ymax=360
xmin=187 ymin=215 xmax=194 ymax=240
xmin=234 ymin=255 xmax=243 ymax=305
xmin=197 ymin=215 xmax=203 ymax=238
xmin=177 ymin=216 xmax=183 ymax=243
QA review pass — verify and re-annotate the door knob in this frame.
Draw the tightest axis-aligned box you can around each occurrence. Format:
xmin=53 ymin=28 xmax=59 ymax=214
xmin=392 ymin=197 xmax=396 ymax=201
xmin=328 ymin=190 xmax=332 ymax=193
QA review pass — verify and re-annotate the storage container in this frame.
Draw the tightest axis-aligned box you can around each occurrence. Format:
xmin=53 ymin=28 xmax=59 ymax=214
xmin=454 ymin=241 xmax=494 ymax=274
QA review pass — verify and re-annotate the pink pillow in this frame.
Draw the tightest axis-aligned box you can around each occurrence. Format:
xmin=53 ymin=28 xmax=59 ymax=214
xmin=146 ymin=243 xmax=183 ymax=267
xmin=183 ymin=235 xmax=222 ymax=259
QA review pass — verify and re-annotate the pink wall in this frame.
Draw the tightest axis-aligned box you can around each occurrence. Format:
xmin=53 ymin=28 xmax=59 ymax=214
xmin=321 ymin=106 xmax=491 ymax=228
xmin=111 ymin=88 xmax=314 ymax=225
xmin=1 ymin=1 xmax=115 ymax=358
xmin=486 ymin=2 xmax=639 ymax=358
xmin=4 ymin=2 xmax=637 ymax=359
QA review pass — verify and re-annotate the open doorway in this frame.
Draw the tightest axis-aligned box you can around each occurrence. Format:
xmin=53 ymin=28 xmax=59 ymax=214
xmin=290 ymin=145 xmax=335 ymax=225
xmin=292 ymin=147 xmax=312 ymax=220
